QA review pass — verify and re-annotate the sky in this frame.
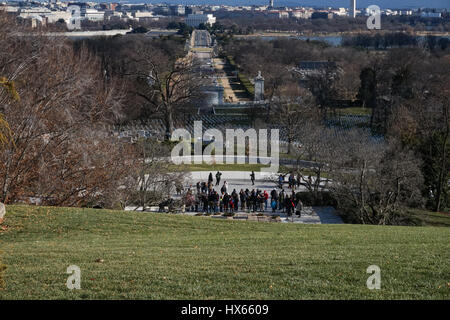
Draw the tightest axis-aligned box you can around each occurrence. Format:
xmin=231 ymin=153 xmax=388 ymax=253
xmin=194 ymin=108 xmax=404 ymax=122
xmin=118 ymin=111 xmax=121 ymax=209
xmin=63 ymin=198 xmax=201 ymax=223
xmin=132 ymin=1 xmax=450 ymax=9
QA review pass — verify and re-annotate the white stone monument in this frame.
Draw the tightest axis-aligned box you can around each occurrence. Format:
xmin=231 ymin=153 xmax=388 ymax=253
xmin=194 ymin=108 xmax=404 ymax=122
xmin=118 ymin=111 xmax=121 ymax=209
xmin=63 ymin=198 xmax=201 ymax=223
xmin=254 ymin=71 xmax=265 ymax=102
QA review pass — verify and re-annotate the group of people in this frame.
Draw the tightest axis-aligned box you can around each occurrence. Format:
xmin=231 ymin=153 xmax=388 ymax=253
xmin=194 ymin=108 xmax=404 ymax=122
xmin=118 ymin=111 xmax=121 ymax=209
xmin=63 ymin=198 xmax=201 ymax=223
xmin=278 ymin=173 xmax=307 ymax=190
xmin=181 ymin=171 xmax=304 ymax=217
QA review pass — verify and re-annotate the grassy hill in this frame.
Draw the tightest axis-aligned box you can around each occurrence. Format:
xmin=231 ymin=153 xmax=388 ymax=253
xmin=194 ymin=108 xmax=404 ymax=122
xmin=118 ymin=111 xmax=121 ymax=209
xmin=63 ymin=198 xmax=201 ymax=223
xmin=0 ymin=205 xmax=448 ymax=300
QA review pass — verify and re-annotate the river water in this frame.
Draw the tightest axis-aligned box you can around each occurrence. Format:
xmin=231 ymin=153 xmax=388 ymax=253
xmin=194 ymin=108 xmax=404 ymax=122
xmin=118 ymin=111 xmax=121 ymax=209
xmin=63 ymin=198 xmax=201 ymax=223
xmin=253 ymin=35 xmax=450 ymax=46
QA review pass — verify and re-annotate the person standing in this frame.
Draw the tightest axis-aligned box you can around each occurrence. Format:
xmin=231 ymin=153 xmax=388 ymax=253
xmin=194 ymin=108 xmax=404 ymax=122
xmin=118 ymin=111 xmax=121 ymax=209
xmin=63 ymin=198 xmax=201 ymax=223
xmin=208 ymin=191 xmax=215 ymax=213
xmin=271 ymin=198 xmax=277 ymax=213
xmin=285 ymin=195 xmax=295 ymax=219
xmin=201 ymin=182 xmax=207 ymax=193
xmin=202 ymin=193 xmax=208 ymax=213
xmin=250 ymin=171 xmax=255 ymax=185
xmin=279 ymin=189 xmax=285 ymax=212
xmin=239 ymin=189 xmax=246 ymax=211
xmin=223 ymin=193 xmax=230 ymax=213
xmin=232 ymin=189 xmax=239 ymax=212
xmin=214 ymin=191 xmax=220 ymax=213
xmin=245 ymin=189 xmax=251 ymax=212
xmin=295 ymin=198 xmax=303 ymax=217
xmin=263 ymin=190 xmax=269 ymax=210
xmin=221 ymin=181 xmax=228 ymax=194
xmin=284 ymin=196 xmax=291 ymax=217
xmin=278 ymin=174 xmax=284 ymax=189
xmin=257 ymin=190 xmax=264 ymax=212
xmin=270 ymin=189 xmax=278 ymax=211
xmin=219 ymin=193 xmax=224 ymax=212
xmin=208 ymin=172 xmax=213 ymax=185
xmin=215 ymin=171 xmax=222 ymax=186
xmin=250 ymin=189 xmax=257 ymax=212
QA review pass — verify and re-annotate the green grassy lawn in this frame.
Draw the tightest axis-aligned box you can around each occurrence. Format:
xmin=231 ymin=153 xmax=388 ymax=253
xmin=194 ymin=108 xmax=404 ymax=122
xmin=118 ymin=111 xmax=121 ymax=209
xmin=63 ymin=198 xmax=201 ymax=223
xmin=0 ymin=205 xmax=449 ymax=300
xmin=401 ymin=209 xmax=450 ymax=227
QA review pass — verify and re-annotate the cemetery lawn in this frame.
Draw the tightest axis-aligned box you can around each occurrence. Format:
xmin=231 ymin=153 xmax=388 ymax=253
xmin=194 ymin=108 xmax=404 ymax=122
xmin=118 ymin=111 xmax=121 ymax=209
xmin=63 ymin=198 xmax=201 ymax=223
xmin=0 ymin=205 xmax=449 ymax=300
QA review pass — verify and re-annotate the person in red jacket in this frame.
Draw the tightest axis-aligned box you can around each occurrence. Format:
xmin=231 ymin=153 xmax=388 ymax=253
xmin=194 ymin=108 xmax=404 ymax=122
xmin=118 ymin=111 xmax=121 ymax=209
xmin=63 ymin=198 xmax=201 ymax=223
xmin=263 ymin=190 xmax=269 ymax=210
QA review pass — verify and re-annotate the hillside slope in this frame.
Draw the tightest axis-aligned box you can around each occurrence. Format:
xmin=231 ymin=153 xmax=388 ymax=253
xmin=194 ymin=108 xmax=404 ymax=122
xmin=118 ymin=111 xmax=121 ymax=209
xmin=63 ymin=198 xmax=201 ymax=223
xmin=0 ymin=205 xmax=448 ymax=299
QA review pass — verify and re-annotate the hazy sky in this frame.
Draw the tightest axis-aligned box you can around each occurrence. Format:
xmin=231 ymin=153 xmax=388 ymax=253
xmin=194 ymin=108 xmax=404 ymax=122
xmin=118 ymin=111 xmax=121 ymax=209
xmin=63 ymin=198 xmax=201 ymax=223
xmin=137 ymin=1 xmax=449 ymax=9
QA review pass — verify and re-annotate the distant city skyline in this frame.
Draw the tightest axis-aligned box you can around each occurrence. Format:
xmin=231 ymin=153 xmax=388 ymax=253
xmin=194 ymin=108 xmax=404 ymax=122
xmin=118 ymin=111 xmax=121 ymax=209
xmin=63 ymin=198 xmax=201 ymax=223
xmin=120 ymin=1 xmax=449 ymax=9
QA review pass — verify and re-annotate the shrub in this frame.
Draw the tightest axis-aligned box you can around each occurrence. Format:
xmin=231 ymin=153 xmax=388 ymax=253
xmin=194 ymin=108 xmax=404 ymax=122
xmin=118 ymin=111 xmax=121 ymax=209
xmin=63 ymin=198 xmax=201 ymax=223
xmin=296 ymin=191 xmax=337 ymax=207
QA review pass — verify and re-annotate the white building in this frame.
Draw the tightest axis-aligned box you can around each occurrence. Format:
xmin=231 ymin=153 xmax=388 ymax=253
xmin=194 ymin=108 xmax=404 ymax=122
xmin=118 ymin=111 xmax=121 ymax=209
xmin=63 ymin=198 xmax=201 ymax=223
xmin=84 ymin=8 xmax=104 ymax=22
xmin=399 ymin=10 xmax=413 ymax=16
xmin=18 ymin=7 xmax=52 ymax=19
xmin=291 ymin=10 xmax=312 ymax=19
xmin=45 ymin=11 xmax=72 ymax=23
xmin=333 ymin=8 xmax=347 ymax=16
xmin=0 ymin=5 xmax=20 ymax=13
xmin=133 ymin=11 xmax=154 ymax=19
xmin=185 ymin=13 xmax=216 ymax=27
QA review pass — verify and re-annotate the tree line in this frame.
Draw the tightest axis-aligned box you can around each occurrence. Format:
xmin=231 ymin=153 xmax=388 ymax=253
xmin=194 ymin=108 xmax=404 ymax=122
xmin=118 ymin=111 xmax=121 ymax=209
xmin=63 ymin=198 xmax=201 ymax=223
xmin=225 ymin=37 xmax=449 ymax=220
xmin=0 ymin=13 xmax=194 ymax=209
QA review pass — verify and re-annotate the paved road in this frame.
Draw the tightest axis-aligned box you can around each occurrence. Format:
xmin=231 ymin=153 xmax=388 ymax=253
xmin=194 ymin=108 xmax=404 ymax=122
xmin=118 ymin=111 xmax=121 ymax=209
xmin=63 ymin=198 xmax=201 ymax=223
xmin=193 ymin=30 xmax=212 ymax=47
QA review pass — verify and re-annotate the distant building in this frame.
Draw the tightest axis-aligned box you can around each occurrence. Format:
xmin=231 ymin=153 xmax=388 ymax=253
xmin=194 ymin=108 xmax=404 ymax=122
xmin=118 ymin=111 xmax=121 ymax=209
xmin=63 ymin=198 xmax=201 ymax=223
xmin=185 ymin=13 xmax=216 ymax=27
xmin=84 ymin=8 xmax=104 ymax=21
xmin=311 ymin=12 xmax=333 ymax=20
xmin=333 ymin=8 xmax=347 ymax=17
xmin=132 ymin=10 xmax=155 ymax=22
xmin=421 ymin=12 xmax=442 ymax=18
xmin=153 ymin=5 xmax=170 ymax=16
xmin=268 ymin=10 xmax=289 ymax=19
xmin=291 ymin=10 xmax=312 ymax=19
xmin=169 ymin=5 xmax=185 ymax=16
xmin=0 ymin=5 xmax=20 ymax=13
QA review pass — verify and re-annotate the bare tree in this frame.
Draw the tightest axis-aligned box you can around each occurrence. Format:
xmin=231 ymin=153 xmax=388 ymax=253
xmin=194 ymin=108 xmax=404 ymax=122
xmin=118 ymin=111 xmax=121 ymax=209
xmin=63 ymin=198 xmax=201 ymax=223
xmin=0 ymin=19 xmax=129 ymax=207
xmin=124 ymin=43 xmax=205 ymax=139
xmin=330 ymin=131 xmax=423 ymax=225
xmin=291 ymin=123 xmax=336 ymax=201
xmin=386 ymin=56 xmax=450 ymax=212
xmin=270 ymin=84 xmax=316 ymax=154
xmin=129 ymin=138 xmax=186 ymax=211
